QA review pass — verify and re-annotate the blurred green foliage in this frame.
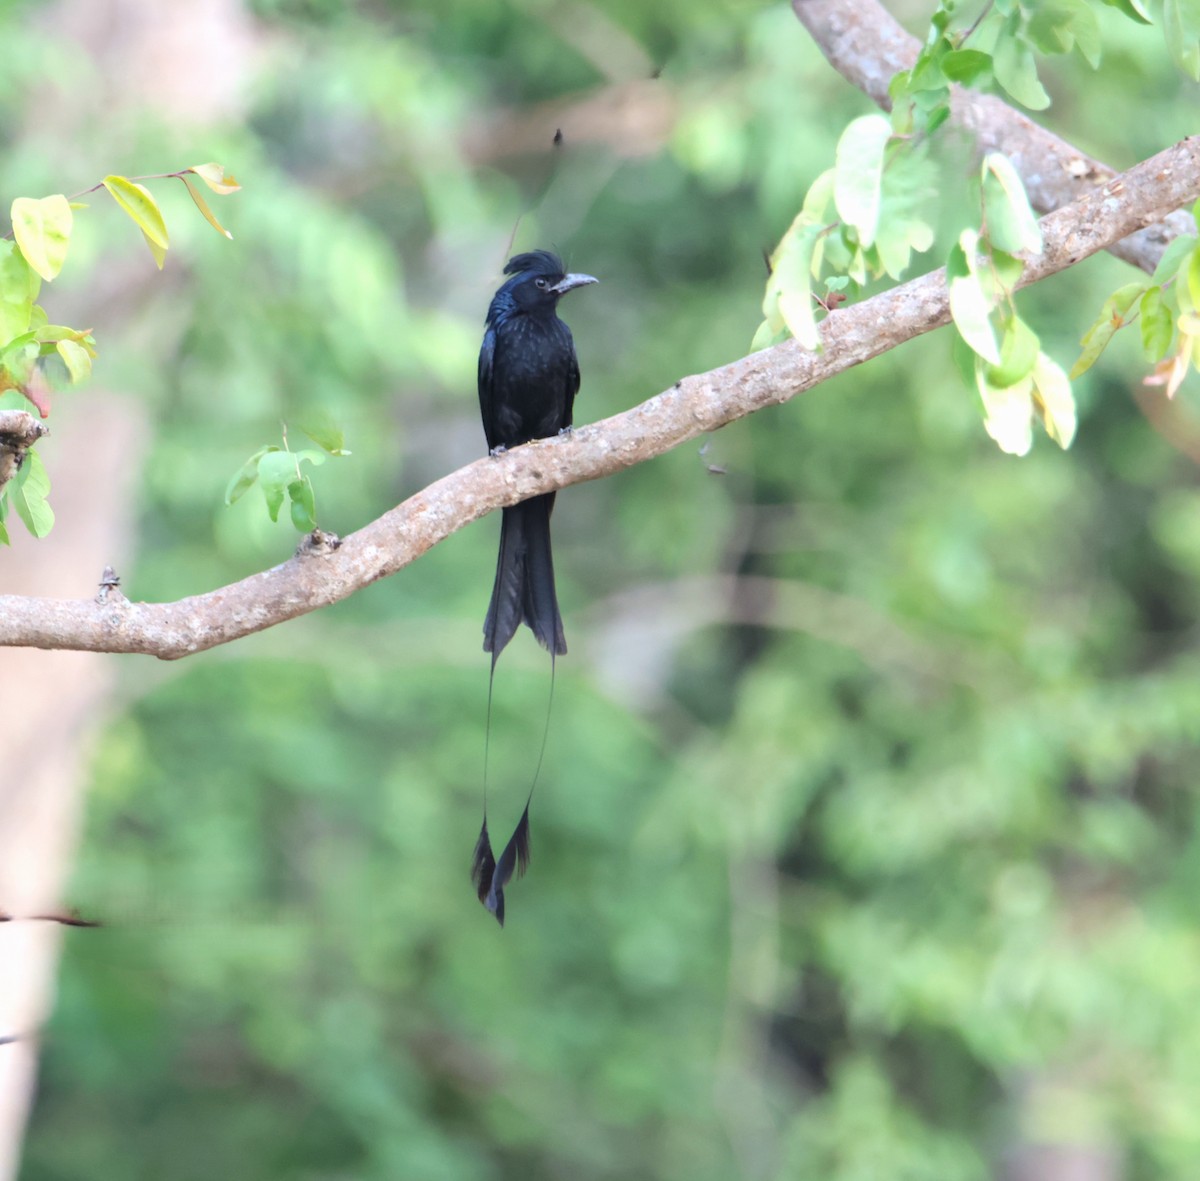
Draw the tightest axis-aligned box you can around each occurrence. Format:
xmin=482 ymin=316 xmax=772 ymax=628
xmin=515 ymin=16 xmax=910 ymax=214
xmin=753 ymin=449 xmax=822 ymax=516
xmin=5 ymin=0 xmax=1200 ymax=1178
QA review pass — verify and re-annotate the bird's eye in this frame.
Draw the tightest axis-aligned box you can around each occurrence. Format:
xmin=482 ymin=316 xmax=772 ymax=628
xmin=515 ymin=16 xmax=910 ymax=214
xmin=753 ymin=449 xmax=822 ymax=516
xmin=534 ymin=277 xmax=549 ymax=289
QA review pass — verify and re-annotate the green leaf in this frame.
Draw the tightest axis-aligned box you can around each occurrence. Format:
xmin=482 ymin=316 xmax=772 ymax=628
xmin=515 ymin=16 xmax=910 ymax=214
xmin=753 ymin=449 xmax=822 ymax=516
xmin=982 ymin=154 xmax=1042 ymax=255
xmin=986 ymin=314 xmax=1040 ymax=388
xmin=1027 ymin=0 xmax=1102 ymax=66
xmin=1070 ymin=281 xmax=1147 ymax=378
xmin=1031 ymin=352 xmax=1076 ymax=447
xmin=948 ymin=229 xmax=1001 ymax=365
xmin=833 ymin=115 xmax=893 ymax=247
xmin=12 ymin=448 xmax=54 ymax=537
xmin=225 ymin=445 xmax=274 ymax=505
xmin=1164 ymin=0 xmax=1200 ymax=79
xmin=874 ymin=143 xmax=936 ymax=279
xmin=991 ymin=249 xmax=1025 ymax=290
xmin=288 ymin=477 xmax=317 ymax=532
xmin=102 ymin=175 xmax=169 ymax=253
xmin=801 ymin=168 xmax=836 ymax=221
xmin=298 ymin=409 xmax=348 ymax=455
xmin=1183 ymin=247 xmax=1200 ymax=314
xmin=257 ymin=449 xmax=298 ymax=523
xmin=941 ymin=48 xmax=992 ymax=82
xmin=0 ymin=243 xmax=35 ymax=344
xmin=293 ymin=448 xmax=329 ymax=469
xmin=11 ymin=195 xmax=73 ymax=282
xmin=1151 ymin=234 xmax=1197 ymax=285
xmin=0 ymin=516 xmax=8 ymax=546
xmin=749 ymin=319 xmax=785 ymax=352
xmin=992 ymin=25 xmax=1051 ymax=109
xmin=1099 ymin=0 xmax=1152 ymax=22
xmin=56 ymin=339 xmax=91 ymax=383
xmin=1140 ymin=286 xmax=1175 ymax=359
xmin=976 ymin=359 xmax=1034 ymax=456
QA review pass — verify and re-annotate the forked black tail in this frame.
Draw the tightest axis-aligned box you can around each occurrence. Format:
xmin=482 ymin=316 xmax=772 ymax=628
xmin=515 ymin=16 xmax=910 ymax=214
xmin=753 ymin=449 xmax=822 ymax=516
xmin=471 ymin=655 xmax=556 ymax=926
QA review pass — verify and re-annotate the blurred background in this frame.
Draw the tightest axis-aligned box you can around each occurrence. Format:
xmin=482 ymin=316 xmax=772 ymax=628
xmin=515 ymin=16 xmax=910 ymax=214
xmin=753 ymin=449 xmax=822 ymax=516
xmin=1 ymin=0 xmax=1199 ymax=1177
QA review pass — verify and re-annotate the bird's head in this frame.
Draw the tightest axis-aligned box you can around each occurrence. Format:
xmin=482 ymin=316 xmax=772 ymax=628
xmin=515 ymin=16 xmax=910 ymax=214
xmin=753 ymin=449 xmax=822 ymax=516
xmin=499 ymin=250 xmax=598 ymax=313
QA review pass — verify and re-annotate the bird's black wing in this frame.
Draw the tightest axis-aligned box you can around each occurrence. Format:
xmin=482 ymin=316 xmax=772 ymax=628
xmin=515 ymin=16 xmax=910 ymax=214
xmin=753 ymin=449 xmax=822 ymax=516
xmin=478 ymin=319 xmax=497 ymax=451
xmin=563 ymin=333 xmax=581 ymax=431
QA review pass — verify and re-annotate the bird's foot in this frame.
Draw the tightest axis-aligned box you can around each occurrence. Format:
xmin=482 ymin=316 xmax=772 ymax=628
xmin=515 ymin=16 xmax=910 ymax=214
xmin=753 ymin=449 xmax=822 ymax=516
xmin=488 ymin=444 xmax=509 ymax=458
xmin=557 ymin=425 xmax=574 ymax=439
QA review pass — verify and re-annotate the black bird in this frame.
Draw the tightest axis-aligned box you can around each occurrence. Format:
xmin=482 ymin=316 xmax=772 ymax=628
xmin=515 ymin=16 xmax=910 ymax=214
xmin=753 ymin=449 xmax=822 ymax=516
xmin=471 ymin=249 xmax=598 ymax=925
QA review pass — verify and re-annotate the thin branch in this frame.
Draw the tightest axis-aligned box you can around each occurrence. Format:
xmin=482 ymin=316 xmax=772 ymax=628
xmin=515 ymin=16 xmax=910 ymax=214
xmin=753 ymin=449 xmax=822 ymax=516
xmin=1 ymin=137 xmax=1198 ymax=659
xmin=791 ymin=0 xmax=1196 ymax=274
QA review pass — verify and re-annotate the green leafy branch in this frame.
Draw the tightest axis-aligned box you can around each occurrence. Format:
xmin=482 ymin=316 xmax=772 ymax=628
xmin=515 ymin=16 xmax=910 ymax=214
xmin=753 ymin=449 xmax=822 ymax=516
xmin=890 ymin=0 xmax=1197 ymax=136
xmin=754 ymin=114 xmax=936 ymax=351
xmin=225 ymin=413 xmax=351 ymax=534
xmin=948 ymin=154 xmax=1075 ymax=456
xmin=1071 ymin=208 xmax=1200 ymax=398
xmin=0 ymin=162 xmax=239 ymax=545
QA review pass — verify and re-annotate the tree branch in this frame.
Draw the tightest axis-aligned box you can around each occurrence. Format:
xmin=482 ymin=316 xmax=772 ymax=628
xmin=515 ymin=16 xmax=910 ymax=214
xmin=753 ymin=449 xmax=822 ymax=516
xmin=1 ymin=136 xmax=1198 ymax=659
xmin=791 ymin=0 xmax=1196 ymax=274
xmin=0 ymin=411 xmax=48 ymax=500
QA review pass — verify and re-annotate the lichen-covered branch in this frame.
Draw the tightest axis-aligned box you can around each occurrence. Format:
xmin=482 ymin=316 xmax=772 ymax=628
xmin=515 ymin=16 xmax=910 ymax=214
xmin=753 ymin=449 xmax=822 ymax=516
xmin=791 ymin=0 xmax=1196 ymax=274
xmin=1 ymin=136 xmax=1198 ymax=659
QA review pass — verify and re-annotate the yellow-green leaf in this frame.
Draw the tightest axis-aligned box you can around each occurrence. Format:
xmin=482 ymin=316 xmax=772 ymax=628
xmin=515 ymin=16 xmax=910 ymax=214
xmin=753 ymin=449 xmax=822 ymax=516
xmin=1070 ymin=281 xmax=1146 ymax=378
xmin=181 ymin=176 xmax=233 ymax=240
xmin=141 ymin=229 xmax=167 ymax=271
xmin=11 ymin=195 xmax=73 ymax=282
xmin=187 ymin=163 xmax=242 ymax=195
xmin=56 ymin=338 xmax=91 ymax=384
xmin=102 ymin=175 xmax=169 ymax=251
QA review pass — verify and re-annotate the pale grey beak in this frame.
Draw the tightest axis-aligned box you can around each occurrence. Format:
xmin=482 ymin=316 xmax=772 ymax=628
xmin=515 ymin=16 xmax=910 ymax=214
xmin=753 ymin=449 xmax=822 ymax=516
xmin=551 ymin=273 xmax=599 ymax=295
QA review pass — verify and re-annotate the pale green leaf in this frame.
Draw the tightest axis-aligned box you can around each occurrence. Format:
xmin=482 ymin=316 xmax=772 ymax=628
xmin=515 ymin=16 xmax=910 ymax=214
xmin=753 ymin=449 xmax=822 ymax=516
xmin=0 ymin=243 xmax=34 ymax=344
xmin=257 ymin=449 xmax=298 ymax=522
xmin=1031 ymin=352 xmax=1076 ymax=447
xmin=11 ymin=195 xmax=72 ymax=282
xmin=225 ymin=445 xmax=274 ymax=505
xmin=1140 ymin=286 xmax=1175 ymax=359
xmin=982 ymin=154 xmax=1042 ymax=255
xmin=766 ymin=218 xmax=822 ymax=350
xmin=1164 ymin=0 xmax=1200 ymax=79
xmin=1099 ymin=0 xmax=1152 ymax=22
xmin=298 ymin=410 xmax=348 ymax=455
xmin=12 ymin=448 xmax=54 ymax=537
xmin=976 ymin=361 xmax=1035 ymax=455
xmin=833 ymin=115 xmax=893 ymax=247
xmin=986 ymin=314 xmax=1040 ymax=388
xmin=948 ymin=229 xmax=1001 ymax=365
xmin=992 ymin=27 xmax=1051 ymax=109
xmin=1151 ymin=234 xmax=1196 ymax=285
